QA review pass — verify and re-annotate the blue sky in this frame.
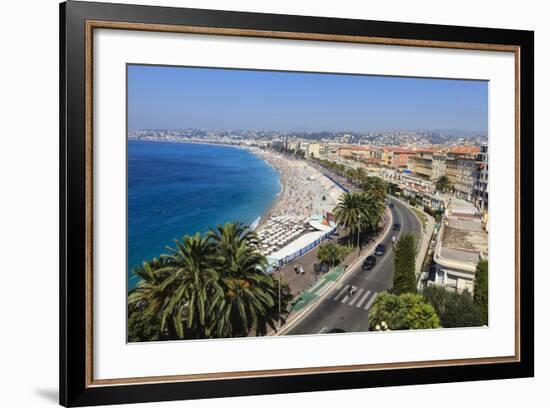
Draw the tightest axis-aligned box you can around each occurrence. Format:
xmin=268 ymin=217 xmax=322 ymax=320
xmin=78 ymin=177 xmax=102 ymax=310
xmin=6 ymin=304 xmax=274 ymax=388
xmin=127 ymin=64 xmax=488 ymax=134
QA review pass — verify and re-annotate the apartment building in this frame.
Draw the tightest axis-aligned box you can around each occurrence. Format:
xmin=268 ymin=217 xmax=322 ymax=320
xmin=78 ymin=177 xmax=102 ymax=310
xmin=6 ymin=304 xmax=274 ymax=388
xmin=412 ymin=152 xmax=434 ymax=180
xmin=411 ymin=151 xmax=445 ymax=181
xmin=306 ymin=143 xmax=321 ymax=158
xmin=326 ymin=144 xmax=340 ymax=158
xmin=474 ymin=144 xmax=489 ymax=211
xmin=445 ymin=152 xmax=477 ymax=200
xmin=455 ymin=156 xmax=477 ymax=200
xmin=287 ymin=140 xmax=300 ymax=151
xmin=431 ymin=154 xmax=447 ymax=181
xmin=380 ymin=148 xmax=415 ymax=169
xmin=338 ymin=146 xmax=371 ymax=159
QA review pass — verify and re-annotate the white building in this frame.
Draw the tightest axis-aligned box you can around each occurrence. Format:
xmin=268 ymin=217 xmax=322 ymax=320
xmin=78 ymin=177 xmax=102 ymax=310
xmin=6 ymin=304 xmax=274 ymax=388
xmin=431 ymin=199 xmax=488 ymax=293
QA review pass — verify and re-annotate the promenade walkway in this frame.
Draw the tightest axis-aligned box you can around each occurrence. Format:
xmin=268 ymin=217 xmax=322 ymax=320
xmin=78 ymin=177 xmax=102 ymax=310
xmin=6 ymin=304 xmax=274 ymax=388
xmin=416 ymin=212 xmax=435 ymax=274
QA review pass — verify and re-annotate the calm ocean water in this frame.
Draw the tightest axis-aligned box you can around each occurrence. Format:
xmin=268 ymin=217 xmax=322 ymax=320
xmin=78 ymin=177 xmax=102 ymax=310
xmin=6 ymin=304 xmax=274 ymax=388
xmin=127 ymin=140 xmax=280 ymax=289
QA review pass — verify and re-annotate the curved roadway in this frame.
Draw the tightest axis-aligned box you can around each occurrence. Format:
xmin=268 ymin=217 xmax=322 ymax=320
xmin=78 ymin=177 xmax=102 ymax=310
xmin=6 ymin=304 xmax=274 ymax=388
xmin=286 ymin=197 xmax=422 ymax=335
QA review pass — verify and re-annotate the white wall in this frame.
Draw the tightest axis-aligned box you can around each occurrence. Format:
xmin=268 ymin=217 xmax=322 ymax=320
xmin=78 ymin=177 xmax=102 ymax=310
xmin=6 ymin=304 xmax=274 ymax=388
xmin=0 ymin=0 xmax=546 ymax=407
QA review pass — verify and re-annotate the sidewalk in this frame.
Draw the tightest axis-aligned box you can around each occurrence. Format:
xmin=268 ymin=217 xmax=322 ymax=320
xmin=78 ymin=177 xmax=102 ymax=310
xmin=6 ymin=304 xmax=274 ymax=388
xmin=416 ymin=213 xmax=435 ymax=274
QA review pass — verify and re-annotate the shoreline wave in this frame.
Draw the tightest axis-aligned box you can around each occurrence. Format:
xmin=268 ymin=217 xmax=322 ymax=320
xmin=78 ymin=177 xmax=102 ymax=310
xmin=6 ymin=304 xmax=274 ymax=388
xmin=132 ymin=139 xmax=290 ymax=232
xmin=127 ymin=140 xmax=281 ymax=290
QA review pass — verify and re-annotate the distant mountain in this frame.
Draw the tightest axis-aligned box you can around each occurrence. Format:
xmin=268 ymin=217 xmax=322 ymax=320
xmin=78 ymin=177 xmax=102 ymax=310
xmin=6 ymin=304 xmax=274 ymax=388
xmin=430 ymin=129 xmax=488 ymax=138
xmin=426 ymin=133 xmax=448 ymax=144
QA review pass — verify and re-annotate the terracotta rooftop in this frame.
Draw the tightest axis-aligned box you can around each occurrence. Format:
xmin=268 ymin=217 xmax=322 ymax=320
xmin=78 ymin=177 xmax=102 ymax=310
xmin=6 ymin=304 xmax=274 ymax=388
xmin=448 ymin=146 xmax=480 ymax=154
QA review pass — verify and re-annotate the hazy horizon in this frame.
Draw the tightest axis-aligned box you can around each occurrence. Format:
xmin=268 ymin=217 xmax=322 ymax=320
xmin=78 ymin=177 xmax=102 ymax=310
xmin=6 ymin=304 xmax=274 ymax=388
xmin=128 ymin=65 xmax=489 ymax=135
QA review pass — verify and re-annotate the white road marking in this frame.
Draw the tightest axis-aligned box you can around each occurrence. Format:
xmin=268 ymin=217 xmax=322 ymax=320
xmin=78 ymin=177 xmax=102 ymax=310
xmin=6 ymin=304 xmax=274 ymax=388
xmin=333 ymin=285 xmax=349 ymax=301
xmin=318 ymin=327 xmax=328 ymax=334
xmin=340 ymin=295 xmax=349 ymax=304
xmin=364 ymin=293 xmax=378 ymax=310
xmin=348 ymin=288 xmax=364 ymax=306
xmin=356 ymin=290 xmax=371 ymax=308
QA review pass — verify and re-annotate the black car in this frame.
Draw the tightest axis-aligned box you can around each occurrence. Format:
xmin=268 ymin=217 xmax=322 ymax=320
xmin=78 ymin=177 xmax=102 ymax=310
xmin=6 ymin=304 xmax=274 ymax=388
xmin=374 ymin=244 xmax=386 ymax=256
xmin=393 ymin=223 xmax=401 ymax=231
xmin=389 ymin=203 xmax=394 ymax=209
xmin=325 ymin=328 xmax=346 ymax=334
xmin=362 ymin=255 xmax=377 ymax=270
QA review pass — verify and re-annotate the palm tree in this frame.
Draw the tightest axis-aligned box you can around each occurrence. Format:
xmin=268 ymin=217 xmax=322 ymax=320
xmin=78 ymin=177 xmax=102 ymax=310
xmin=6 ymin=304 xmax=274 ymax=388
xmin=128 ymin=257 xmax=171 ymax=341
xmin=333 ymin=192 xmax=364 ymax=247
xmin=158 ymin=233 xmax=222 ymax=339
xmin=128 ymin=257 xmax=168 ymax=313
xmin=317 ymin=241 xmax=344 ymax=268
xmin=368 ymin=292 xmax=406 ymax=330
xmin=359 ymin=191 xmax=386 ymax=232
xmin=354 ymin=167 xmax=367 ymax=185
xmin=207 ymin=223 xmax=288 ymax=336
xmin=361 ymin=176 xmax=388 ymax=202
xmin=127 ymin=222 xmax=292 ymax=340
xmin=345 ymin=168 xmax=356 ymax=183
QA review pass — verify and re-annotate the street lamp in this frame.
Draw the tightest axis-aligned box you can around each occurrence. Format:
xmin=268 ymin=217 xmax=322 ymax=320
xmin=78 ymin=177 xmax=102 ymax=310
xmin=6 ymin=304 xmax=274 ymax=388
xmin=357 ymin=214 xmax=363 ymax=259
xmin=272 ymin=262 xmax=282 ymax=330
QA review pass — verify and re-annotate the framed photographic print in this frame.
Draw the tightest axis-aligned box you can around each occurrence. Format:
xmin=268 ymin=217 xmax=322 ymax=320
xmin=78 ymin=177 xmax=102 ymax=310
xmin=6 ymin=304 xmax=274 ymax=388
xmin=59 ymin=1 xmax=534 ymax=406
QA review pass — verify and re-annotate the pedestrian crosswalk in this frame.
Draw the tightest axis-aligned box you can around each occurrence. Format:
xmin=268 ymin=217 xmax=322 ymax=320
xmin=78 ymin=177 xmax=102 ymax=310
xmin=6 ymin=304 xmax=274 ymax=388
xmin=331 ymin=283 xmax=378 ymax=311
xmin=347 ymin=288 xmax=364 ymax=306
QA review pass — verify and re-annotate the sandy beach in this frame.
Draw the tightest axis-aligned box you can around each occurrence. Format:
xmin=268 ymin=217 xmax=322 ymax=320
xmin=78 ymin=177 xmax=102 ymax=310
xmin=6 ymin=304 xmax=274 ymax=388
xmin=250 ymin=149 xmax=344 ymax=231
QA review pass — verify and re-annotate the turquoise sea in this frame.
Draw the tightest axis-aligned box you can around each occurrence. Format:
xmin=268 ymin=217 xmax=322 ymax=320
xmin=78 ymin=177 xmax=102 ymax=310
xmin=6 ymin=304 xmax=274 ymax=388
xmin=127 ymin=140 xmax=280 ymax=290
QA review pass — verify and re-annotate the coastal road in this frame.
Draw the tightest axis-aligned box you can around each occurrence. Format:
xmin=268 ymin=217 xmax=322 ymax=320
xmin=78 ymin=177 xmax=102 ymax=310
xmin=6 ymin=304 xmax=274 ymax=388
xmin=285 ymin=197 xmax=422 ymax=335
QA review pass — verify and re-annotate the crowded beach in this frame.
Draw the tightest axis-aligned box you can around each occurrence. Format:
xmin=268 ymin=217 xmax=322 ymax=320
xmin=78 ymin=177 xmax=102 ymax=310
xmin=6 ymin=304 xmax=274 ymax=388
xmin=250 ymin=149 xmax=343 ymax=260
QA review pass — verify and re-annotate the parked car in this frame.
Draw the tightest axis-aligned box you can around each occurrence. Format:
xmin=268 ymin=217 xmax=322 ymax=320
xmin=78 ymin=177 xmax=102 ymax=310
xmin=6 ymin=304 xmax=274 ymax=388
xmin=393 ymin=223 xmax=401 ymax=231
xmin=362 ymin=255 xmax=377 ymax=270
xmin=320 ymin=263 xmax=329 ymax=273
xmin=325 ymin=328 xmax=346 ymax=334
xmin=374 ymin=244 xmax=386 ymax=256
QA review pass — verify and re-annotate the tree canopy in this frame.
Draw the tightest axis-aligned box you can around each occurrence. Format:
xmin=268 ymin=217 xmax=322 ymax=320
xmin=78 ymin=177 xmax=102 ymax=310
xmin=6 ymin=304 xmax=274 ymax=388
xmin=387 ymin=182 xmax=401 ymax=196
xmin=333 ymin=191 xmax=385 ymax=247
xmin=317 ymin=242 xmax=350 ymax=268
xmin=127 ymin=222 xmax=292 ymax=341
xmin=392 ymin=234 xmax=417 ymax=295
xmin=361 ymin=176 xmax=388 ymax=203
xmin=423 ymin=286 xmax=484 ymax=328
xmin=473 ymin=259 xmax=489 ymax=325
xmin=368 ymin=292 xmax=440 ymax=330
xmin=435 ymin=175 xmax=451 ymax=192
